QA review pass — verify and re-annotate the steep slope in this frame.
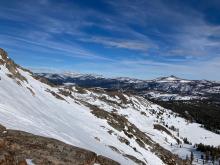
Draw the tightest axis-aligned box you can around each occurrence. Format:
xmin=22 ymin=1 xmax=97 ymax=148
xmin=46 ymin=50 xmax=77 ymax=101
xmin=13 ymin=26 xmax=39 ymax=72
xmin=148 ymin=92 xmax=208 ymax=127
xmin=1 ymin=49 xmax=154 ymax=164
xmin=0 ymin=49 xmax=220 ymax=164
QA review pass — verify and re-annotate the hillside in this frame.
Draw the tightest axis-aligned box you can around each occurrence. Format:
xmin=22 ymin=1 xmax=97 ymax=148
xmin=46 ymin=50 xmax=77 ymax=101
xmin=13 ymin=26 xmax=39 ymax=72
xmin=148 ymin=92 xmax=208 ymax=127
xmin=0 ymin=48 xmax=220 ymax=164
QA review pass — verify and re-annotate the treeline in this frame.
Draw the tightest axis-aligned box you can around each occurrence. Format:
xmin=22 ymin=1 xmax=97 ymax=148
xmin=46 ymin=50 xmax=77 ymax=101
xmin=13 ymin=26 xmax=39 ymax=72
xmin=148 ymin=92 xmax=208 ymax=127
xmin=196 ymin=143 xmax=220 ymax=162
xmin=153 ymin=99 xmax=220 ymax=133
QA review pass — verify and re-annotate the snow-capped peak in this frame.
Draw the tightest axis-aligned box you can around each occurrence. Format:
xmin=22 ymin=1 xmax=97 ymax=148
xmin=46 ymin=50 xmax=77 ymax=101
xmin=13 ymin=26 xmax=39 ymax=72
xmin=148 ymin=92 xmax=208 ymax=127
xmin=154 ymin=75 xmax=191 ymax=83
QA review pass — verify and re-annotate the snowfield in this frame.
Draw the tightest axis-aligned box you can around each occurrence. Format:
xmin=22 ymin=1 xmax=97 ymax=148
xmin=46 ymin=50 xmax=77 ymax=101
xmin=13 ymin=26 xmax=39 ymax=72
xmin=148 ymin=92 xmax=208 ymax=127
xmin=0 ymin=52 xmax=220 ymax=164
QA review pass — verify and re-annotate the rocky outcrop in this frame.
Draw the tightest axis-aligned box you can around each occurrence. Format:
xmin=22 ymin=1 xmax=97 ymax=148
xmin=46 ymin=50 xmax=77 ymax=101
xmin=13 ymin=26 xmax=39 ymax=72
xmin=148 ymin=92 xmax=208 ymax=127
xmin=0 ymin=48 xmax=27 ymax=83
xmin=0 ymin=125 xmax=27 ymax=165
xmin=0 ymin=124 xmax=120 ymax=165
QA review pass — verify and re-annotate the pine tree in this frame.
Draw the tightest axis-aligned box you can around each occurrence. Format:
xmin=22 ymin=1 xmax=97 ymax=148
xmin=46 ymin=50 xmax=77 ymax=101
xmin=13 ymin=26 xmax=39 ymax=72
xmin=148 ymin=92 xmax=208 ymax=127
xmin=211 ymin=155 xmax=215 ymax=164
xmin=201 ymin=154 xmax=204 ymax=160
xmin=190 ymin=151 xmax=194 ymax=163
xmin=205 ymin=151 xmax=209 ymax=162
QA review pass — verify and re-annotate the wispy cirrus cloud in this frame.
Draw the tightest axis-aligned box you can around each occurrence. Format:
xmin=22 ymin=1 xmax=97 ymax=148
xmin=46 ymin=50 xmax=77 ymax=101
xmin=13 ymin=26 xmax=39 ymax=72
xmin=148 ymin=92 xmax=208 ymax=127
xmin=0 ymin=34 xmax=109 ymax=60
xmin=0 ymin=0 xmax=220 ymax=79
xmin=79 ymin=37 xmax=155 ymax=52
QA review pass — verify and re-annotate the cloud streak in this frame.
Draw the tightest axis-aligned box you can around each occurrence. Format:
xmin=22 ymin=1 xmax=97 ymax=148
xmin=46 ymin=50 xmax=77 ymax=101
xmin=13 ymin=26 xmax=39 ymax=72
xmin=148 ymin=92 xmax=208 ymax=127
xmin=79 ymin=37 xmax=155 ymax=52
xmin=0 ymin=0 xmax=220 ymax=79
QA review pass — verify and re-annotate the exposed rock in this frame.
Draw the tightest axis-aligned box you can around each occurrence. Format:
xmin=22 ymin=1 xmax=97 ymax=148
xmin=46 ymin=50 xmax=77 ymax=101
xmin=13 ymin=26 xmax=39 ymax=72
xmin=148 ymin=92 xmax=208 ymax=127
xmin=45 ymin=89 xmax=66 ymax=101
xmin=96 ymin=155 xmax=120 ymax=165
xmin=0 ymin=138 xmax=5 ymax=149
xmin=0 ymin=125 xmax=6 ymax=133
xmin=0 ymin=48 xmax=27 ymax=83
xmin=153 ymin=124 xmax=172 ymax=136
xmin=26 ymin=87 xmax=35 ymax=96
xmin=123 ymin=154 xmax=146 ymax=165
xmin=0 ymin=124 xmax=120 ymax=165
xmin=0 ymin=150 xmax=17 ymax=165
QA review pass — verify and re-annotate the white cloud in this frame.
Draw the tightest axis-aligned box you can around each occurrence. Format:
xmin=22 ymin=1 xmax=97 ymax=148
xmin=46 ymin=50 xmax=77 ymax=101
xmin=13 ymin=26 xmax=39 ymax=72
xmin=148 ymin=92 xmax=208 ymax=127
xmin=79 ymin=37 xmax=155 ymax=51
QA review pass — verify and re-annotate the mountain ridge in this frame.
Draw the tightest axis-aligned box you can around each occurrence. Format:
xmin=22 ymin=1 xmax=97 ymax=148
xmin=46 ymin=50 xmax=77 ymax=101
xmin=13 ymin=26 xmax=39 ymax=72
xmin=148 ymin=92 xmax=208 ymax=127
xmin=37 ymin=71 xmax=216 ymax=82
xmin=37 ymin=72 xmax=220 ymax=101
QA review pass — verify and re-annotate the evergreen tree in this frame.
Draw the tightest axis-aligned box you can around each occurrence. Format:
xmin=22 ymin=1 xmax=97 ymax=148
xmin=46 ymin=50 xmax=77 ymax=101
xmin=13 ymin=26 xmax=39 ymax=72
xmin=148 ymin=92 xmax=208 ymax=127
xmin=190 ymin=151 xmax=194 ymax=163
xmin=201 ymin=154 xmax=204 ymax=160
xmin=205 ymin=152 xmax=209 ymax=162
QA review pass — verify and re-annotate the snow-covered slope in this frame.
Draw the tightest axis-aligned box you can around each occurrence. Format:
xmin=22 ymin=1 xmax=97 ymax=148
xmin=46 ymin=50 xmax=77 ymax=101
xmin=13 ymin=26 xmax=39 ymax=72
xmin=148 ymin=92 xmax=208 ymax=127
xmin=1 ymin=50 xmax=158 ymax=165
xmin=0 ymin=49 xmax=220 ymax=164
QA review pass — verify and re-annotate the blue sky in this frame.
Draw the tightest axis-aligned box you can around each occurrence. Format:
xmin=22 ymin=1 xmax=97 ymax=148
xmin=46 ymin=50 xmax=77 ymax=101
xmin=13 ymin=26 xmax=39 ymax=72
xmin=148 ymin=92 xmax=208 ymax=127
xmin=0 ymin=0 xmax=220 ymax=80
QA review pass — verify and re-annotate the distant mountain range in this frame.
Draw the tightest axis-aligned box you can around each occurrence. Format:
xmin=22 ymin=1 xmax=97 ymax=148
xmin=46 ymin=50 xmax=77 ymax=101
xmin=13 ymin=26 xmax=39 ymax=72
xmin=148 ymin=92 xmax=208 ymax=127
xmin=36 ymin=73 xmax=220 ymax=101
